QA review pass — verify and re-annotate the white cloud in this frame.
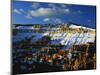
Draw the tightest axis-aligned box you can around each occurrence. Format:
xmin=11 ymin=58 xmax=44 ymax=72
xmin=31 ymin=3 xmax=40 ymax=9
xmin=61 ymin=4 xmax=67 ymax=8
xmin=29 ymin=8 xmax=54 ymax=17
xmin=43 ymin=18 xmax=50 ymax=22
xmin=20 ymin=9 xmax=24 ymax=12
xmin=25 ymin=14 xmax=32 ymax=19
xmin=64 ymin=9 xmax=70 ymax=13
xmin=28 ymin=7 xmax=70 ymax=17
xmin=43 ymin=18 xmax=62 ymax=24
xmin=54 ymin=18 xmax=62 ymax=23
xmin=13 ymin=5 xmax=71 ymax=21
xmin=73 ymin=10 xmax=83 ymax=14
xmin=48 ymin=3 xmax=56 ymax=8
xmin=48 ymin=3 xmax=68 ymax=9
xmin=13 ymin=8 xmax=32 ymax=19
xmin=13 ymin=8 xmax=26 ymax=15
xmin=13 ymin=9 xmax=22 ymax=14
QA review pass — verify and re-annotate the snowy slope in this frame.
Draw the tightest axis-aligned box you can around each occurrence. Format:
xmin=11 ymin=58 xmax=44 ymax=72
xmin=13 ymin=24 xmax=95 ymax=50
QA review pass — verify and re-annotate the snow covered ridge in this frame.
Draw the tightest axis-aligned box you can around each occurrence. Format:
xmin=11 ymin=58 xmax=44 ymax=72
xmin=69 ymin=24 xmax=95 ymax=31
xmin=13 ymin=23 xmax=95 ymax=32
xmin=13 ymin=23 xmax=96 ymax=50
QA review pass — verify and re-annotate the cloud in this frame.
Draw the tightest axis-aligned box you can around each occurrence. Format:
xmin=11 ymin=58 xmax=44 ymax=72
xmin=28 ymin=7 xmax=70 ymax=17
xmin=13 ymin=4 xmax=70 ymax=20
xmin=48 ymin=3 xmax=68 ymax=8
xmin=73 ymin=10 xmax=83 ymax=15
xmin=13 ymin=8 xmax=32 ymax=19
xmin=43 ymin=18 xmax=62 ymax=24
xmin=61 ymin=4 xmax=67 ymax=8
xmin=29 ymin=8 xmax=54 ymax=17
xmin=43 ymin=18 xmax=50 ymax=22
xmin=13 ymin=9 xmax=22 ymax=14
xmin=31 ymin=3 xmax=40 ymax=9
xmin=25 ymin=14 xmax=32 ymax=19
xmin=48 ymin=3 xmax=56 ymax=8
xmin=13 ymin=8 xmax=26 ymax=14
xmin=64 ymin=9 xmax=70 ymax=13
xmin=54 ymin=18 xmax=62 ymax=23
xmin=19 ymin=9 xmax=24 ymax=12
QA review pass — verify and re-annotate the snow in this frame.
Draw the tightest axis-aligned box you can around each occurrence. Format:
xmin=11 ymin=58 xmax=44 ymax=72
xmin=69 ymin=24 xmax=82 ymax=29
xmin=13 ymin=24 xmax=95 ymax=50
xmin=69 ymin=24 xmax=95 ymax=31
xmin=16 ymin=26 xmax=34 ymax=30
xmin=48 ymin=32 xmax=95 ymax=50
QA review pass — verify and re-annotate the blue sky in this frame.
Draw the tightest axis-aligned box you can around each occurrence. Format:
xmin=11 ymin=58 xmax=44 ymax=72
xmin=12 ymin=1 xmax=96 ymax=28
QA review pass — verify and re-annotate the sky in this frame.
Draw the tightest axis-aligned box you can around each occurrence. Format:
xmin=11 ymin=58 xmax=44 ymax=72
xmin=12 ymin=1 xmax=96 ymax=28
